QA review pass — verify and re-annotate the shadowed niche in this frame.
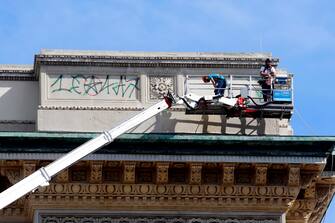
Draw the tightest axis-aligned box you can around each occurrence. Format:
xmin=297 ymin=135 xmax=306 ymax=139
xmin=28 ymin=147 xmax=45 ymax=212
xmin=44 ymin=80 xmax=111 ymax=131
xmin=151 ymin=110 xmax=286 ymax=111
xmin=0 ymin=175 xmax=11 ymax=193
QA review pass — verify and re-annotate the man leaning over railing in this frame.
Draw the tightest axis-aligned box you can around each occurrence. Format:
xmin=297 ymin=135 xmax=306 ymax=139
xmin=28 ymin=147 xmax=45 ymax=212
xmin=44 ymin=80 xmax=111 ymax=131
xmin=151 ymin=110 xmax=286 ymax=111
xmin=202 ymin=73 xmax=227 ymax=97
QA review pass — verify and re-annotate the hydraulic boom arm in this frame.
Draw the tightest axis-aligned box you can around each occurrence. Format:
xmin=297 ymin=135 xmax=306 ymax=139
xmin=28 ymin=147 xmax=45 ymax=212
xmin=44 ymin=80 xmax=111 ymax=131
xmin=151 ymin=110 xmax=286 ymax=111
xmin=0 ymin=96 xmax=175 ymax=209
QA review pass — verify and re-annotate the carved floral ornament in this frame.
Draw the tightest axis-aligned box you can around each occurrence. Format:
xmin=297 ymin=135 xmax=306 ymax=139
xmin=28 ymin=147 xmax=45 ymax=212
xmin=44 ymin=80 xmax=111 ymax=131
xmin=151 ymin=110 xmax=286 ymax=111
xmin=35 ymin=183 xmax=299 ymax=198
xmin=150 ymin=76 xmax=174 ymax=99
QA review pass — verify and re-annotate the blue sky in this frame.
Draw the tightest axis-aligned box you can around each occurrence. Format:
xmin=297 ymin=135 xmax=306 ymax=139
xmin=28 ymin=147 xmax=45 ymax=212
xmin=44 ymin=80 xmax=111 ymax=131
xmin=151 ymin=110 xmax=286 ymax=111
xmin=0 ymin=0 xmax=334 ymax=221
xmin=0 ymin=0 xmax=334 ymax=135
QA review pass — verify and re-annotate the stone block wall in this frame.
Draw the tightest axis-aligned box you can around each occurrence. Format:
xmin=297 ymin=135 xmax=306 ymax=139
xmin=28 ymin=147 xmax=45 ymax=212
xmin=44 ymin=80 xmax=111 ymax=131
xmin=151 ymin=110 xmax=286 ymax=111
xmin=0 ymin=50 xmax=293 ymax=135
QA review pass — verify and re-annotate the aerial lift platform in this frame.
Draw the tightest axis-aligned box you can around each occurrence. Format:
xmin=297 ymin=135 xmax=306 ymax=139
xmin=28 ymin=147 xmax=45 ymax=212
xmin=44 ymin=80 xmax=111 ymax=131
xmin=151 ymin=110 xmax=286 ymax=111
xmin=182 ymin=73 xmax=293 ymax=119
xmin=0 ymin=73 xmax=294 ymax=209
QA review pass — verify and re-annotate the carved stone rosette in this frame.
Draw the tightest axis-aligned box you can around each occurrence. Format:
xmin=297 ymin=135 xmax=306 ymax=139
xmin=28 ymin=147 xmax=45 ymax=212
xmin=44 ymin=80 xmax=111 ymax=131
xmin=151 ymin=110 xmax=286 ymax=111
xmin=150 ymin=76 xmax=174 ymax=99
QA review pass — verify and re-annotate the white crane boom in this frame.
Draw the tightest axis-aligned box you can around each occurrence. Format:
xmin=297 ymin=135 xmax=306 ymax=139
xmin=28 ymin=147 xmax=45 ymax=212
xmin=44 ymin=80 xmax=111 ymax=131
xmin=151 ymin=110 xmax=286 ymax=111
xmin=0 ymin=96 xmax=175 ymax=209
xmin=0 ymin=73 xmax=295 ymax=209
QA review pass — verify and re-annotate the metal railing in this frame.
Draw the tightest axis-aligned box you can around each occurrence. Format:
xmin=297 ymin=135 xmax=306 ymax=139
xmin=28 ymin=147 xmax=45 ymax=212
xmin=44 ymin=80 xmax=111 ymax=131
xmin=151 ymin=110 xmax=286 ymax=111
xmin=185 ymin=74 xmax=293 ymax=103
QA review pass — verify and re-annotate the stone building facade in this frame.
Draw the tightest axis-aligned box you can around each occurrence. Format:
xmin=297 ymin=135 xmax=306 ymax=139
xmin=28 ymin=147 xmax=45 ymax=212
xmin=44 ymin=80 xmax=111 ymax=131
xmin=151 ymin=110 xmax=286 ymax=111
xmin=0 ymin=49 xmax=292 ymax=135
xmin=0 ymin=50 xmax=334 ymax=223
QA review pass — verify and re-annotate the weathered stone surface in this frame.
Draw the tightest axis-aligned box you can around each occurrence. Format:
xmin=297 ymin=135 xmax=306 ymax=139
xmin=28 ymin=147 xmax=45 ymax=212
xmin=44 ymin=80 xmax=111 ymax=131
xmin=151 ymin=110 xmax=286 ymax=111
xmin=0 ymin=50 xmax=293 ymax=135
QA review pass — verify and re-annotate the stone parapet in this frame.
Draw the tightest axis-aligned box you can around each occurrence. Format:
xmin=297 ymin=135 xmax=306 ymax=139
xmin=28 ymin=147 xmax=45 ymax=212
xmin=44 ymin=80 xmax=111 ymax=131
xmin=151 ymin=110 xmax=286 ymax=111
xmin=32 ymin=50 xmax=289 ymax=135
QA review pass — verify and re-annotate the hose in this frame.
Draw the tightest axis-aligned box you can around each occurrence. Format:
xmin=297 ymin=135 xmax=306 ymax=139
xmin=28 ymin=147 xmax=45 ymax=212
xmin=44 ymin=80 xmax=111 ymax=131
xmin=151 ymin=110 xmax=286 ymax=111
xmin=247 ymin=96 xmax=274 ymax=108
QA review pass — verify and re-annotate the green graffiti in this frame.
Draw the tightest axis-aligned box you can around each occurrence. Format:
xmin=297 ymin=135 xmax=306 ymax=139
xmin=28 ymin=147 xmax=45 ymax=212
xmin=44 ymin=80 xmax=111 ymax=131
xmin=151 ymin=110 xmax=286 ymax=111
xmin=50 ymin=75 xmax=71 ymax=93
xmin=50 ymin=74 xmax=140 ymax=98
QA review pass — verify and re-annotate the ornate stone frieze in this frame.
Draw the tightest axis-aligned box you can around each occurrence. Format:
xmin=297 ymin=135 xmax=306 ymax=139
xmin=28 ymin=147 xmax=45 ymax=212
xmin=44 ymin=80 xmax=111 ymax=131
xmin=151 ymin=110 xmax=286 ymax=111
xmin=123 ymin=162 xmax=136 ymax=183
xmin=222 ymin=164 xmax=235 ymax=185
xmin=304 ymin=182 xmax=316 ymax=199
xmin=23 ymin=161 xmax=36 ymax=177
xmin=150 ymin=76 xmax=174 ymax=99
xmin=255 ymin=165 xmax=268 ymax=186
xmin=3 ymin=168 xmax=21 ymax=184
xmin=38 ymin=214 xmax=280 ymax=223
xmin=1 ymin=159 xmax=334 ymax=223
xmin=4 ymin=160 xmax=22 ymax=166
xmin=300 ymin=171 xmax=318 ymax=188
xmin=55 ymin=169 xmax=69 ymax=183
xmin=290 ymin=199 xmax=317 ymax=211
xmin=90 ymin=161 xmax=103 ymax=183
xmin=288 ymin=165 xmax=300 ymax=186
xmin=156 ymin=162 xmax=169 ymax=184
xmin=189 ymin=163 xmax=202 ymax=185
xmin=38 ymin=105 xmax=144 ymax=111
xmin=32 ymin=183 xmax=299 ymax=211
xmin=0 ymin=198 xmax=25 ymax=218
xmin=286 ymin=199 xmax=317 ymax=223
xmin=308 ymin=185 xmax=335 ymax=223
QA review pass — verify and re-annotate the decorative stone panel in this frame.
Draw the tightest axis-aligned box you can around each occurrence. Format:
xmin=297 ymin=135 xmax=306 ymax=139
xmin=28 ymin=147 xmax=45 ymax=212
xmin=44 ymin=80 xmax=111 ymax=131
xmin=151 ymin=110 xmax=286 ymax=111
xmin=222 ymin=164 xmax=235 ymax=185
xmin=304 ymin=182 xmax=316 ymax=199
xmin=189 ymin=163 xmax=202 ymax=184
xmin=156 ymin=162 xmax=169 ymax=184
xmin=288 ymin=165 xmax=300 ymax=186
xmin=3 ymin=168 xmax=21 ymax=184
xmin=55 ymin=169 xmax=69 ymax=183
xmin=89 ymin=161 xmax=103 ymax=183
xmin=23 ymin=161 xmax=36 ymax=177
xmin=123 ymin=162 xmax=136 ymax=183
xmin=149 ymin=76 xmax=174 ymax=99
xmin=255 ymin=165 xmax=268 ymax=186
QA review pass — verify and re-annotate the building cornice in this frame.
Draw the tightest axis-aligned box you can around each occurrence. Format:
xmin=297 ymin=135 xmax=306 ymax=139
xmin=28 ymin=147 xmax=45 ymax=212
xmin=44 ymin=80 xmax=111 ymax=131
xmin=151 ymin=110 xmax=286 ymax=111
xmin=0 ymin=50 xmax=280 ymax=80
xmin=0 ymin=133 xmax=333 ymax=158
xmin=34 ymin=49 xmax=279 ymax=70
xmin=0 ymin=153 xmax=327 ymax=164
xmin=0 ymin=64 xmax=36 ymax=81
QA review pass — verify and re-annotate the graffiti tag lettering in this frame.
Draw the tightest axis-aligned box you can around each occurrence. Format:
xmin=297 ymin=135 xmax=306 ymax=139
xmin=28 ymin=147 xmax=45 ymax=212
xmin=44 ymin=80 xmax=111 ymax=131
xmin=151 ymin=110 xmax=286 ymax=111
xmin=50 ymin=75 xmax=140 ymax=98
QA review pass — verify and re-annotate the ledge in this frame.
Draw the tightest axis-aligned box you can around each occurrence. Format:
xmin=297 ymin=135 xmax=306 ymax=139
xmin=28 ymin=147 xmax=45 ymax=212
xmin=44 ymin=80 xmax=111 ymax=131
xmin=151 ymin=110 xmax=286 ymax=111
xmin=0 ymin=132 xmax=334 ymax=157
xmin=0 ymin=64 xmax=36 ymax=81
xmin=38 ymin=49 xmax=274 ymax=60
xmin=34 ymin=49 xmax=279 ymax=70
